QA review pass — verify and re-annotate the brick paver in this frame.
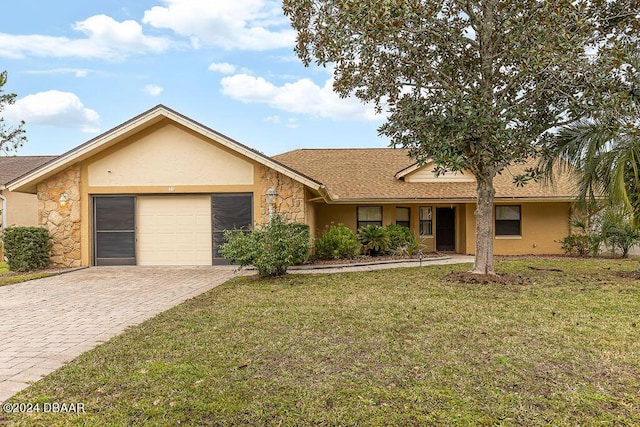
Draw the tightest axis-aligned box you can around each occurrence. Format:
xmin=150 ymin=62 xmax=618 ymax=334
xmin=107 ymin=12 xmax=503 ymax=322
xmin=0 ymin=267 xmax=239 ymax=402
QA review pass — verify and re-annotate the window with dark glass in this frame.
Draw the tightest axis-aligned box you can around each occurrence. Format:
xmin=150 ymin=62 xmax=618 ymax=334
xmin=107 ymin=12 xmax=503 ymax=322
xmin=495 ymin=205 xmax=521 ymax=236
xmin=396 ymin=207 xmax=410 ymax=228
xmin=357 ymin=206 xmax=382 ymax=229
xmin=419 ymin=207 xmax=432 ymax=235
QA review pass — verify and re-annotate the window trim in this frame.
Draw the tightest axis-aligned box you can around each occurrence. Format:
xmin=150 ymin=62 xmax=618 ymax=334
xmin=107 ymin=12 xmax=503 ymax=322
xmin=495 ymin=205 xmax=522 ymax=236
xmin=419 ymin=206 xmax=433 ymax=236
xmin=395 ymin=207 xmax=410 ymax=228
xmin=357 ymin=206 xmax=383 ymax=229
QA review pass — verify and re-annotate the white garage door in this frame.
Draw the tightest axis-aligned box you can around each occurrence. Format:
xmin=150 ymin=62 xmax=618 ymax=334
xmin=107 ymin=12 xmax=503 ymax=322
xmin=137 ymin=196 xmax=212 ymax=266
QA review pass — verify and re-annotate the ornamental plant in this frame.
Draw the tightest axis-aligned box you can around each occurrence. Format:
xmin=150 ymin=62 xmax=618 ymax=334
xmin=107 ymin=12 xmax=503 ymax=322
xmin=314 ymin=223 xmax=360 ymax=260
xmin=3 ymin=226 xmax=52 ymax=271
xmin=358 ymin=225 xmax=391 ymax=256
xmin=220 ymin=214 xmax=310 ymax=277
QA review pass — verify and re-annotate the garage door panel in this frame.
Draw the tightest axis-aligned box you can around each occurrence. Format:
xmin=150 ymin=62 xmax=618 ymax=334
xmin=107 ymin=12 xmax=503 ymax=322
xmin=137 ymin=196 xmax=212 ymax=266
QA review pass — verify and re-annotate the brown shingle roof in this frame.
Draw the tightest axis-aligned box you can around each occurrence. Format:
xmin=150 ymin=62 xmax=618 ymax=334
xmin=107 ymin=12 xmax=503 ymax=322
xmin=0 ymin=156 xmax=57 ymax=186
xmin=273 ymin=148 xmax=577 ymax=201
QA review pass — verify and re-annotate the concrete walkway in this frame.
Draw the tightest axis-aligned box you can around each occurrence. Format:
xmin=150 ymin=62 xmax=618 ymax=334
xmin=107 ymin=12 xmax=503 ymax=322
xmin=289 ymin=254 xmax=474 ymax=274
xmin=0 ymin=267 xmax=239 ymax=403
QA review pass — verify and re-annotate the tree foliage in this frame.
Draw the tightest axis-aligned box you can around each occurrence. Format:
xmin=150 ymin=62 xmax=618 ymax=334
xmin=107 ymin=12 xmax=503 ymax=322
xmin=539 ymin=49 xmax=640 ymax=224
xmin=283 ymin=0 xmax=639 ymax=274
xmin=0 ymin=71 xmax=26 ymax=154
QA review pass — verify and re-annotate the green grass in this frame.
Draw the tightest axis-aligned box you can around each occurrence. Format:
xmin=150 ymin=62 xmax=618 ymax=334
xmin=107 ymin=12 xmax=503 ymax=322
xmin=2 ymin=258 xmax=639 ymax=426
xmin=0 ymin=261 xmax=55 ymax=287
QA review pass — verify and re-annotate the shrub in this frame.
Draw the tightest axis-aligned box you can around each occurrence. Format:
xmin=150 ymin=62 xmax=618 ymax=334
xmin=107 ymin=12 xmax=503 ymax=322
xmin=3 ymin=226 xmax=52 ymax=272
xmin=600 ymin=210 xmax=640 ymax=258
xmin=559 ymin=234 xmax=593 ymax=256
xmin=385 ymin=224 xmax=417 ymax=256
xmin=314 ymin=224 xmax=360 ymax=260
xmin=358 ymin=225 xmax=391 ymax=256
xmin=220 ymin=215 xmax=310 ymax=277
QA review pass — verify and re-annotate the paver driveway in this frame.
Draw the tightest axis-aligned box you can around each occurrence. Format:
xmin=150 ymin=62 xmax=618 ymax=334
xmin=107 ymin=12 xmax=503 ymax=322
xmin=0 ymin=267 xmax=239 ymax=402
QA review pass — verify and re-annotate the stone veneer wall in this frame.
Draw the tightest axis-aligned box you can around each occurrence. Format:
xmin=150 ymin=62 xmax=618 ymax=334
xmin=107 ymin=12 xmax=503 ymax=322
xmin=37 ymin=164 xmax=81 ymax=268
xmin=259 ymin=165 xmax=306 ymax=225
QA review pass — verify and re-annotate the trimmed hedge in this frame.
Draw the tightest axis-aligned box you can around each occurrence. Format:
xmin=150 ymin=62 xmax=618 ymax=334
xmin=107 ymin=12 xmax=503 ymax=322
xmin=3 ymin=226 xmax=52 ymax=272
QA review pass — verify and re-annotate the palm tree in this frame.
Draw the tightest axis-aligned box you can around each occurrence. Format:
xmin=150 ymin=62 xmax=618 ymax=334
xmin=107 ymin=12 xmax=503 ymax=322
xmin=540 ymin=49 xmax=640 ymax=266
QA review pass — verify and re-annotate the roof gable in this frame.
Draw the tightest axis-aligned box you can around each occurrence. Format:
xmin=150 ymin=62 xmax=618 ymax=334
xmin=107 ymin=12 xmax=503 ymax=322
xmin=8 ymin=105 xmax=322 ymax=193
xmin=398 ymin=161 xmax=476 ymax=183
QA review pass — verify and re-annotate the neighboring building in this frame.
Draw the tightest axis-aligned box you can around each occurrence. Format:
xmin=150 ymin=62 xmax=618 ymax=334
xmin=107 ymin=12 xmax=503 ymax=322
xmin=1 ymin=156 xmax=57 ymax=258
xmin=7 ymin=105 xmax=577 ymax=268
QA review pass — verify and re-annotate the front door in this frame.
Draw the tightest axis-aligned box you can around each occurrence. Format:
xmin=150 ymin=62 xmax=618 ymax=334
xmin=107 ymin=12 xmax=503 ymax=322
xmin=436 ymin=207 xmax=456 ymax=251
xmin=211 ymin=193 xmax=253 ymax=265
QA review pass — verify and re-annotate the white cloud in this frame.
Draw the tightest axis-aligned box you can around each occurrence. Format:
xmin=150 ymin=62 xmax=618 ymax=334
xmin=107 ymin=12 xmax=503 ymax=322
xmin=143 ymin=0 xmax=295 ymax=50
xmin=0 ymin=15 xmax=171 ymax=60
xmin=264 ymin=115 xmax=299 ymax=128
xmin=5 ymin=91 xmax=100 ymax=133
xmin=143 ymin=84 xmax=164 ymax=96
xmin=264 ymin=115 xmax=281 ymax=124
xmin=208 ymin=62 xmax=237 ymax=74
xmin=25 ymin=68 xmax=92 ymax=78
xmin=220 ymin=74 xmax=382 ymax=121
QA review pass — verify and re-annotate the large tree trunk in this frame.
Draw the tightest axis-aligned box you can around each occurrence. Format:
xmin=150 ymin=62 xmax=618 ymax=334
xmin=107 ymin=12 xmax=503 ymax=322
xmin=471 ymin=172 xmax=496 ymax=275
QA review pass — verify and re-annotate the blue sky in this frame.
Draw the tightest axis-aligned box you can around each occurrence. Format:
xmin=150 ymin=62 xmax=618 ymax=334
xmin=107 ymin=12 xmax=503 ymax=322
xmin=2 ymin=0 xmax=388 ymax=157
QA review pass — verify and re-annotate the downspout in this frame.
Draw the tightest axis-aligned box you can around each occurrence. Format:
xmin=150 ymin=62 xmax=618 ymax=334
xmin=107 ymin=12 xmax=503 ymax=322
xmin=0 ymin=192 xmax=6 ymax=233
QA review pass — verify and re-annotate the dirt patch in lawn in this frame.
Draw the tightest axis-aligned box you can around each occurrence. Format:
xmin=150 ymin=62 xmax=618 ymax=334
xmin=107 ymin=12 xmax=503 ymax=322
xmin=445 ymin=271 xmax=529 ymax=285
xmin=616 ymin=270 xmax=640 ymax=280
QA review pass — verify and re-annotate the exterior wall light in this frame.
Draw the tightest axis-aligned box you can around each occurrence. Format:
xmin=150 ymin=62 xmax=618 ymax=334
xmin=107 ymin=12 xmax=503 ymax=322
xmin=59 ymin=193 xmax=69 ymax=207
xmin=265 ymin=188 xmax=277 ymax=220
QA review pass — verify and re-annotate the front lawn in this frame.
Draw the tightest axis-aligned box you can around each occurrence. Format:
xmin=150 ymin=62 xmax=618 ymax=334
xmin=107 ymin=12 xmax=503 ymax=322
xmin=0 ymin=261 xmax=56 ymax=287
xmin=2 ymin=259 xmax=639 ymax=426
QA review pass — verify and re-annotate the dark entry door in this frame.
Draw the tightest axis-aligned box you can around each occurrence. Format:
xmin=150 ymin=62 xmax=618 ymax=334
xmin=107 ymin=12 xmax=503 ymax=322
xmin=211 ymin=193 xmax=253 ymax=264
xmin=436 ymin=207 xmax=456 ymax=251
xmin=93 ymin=196 xmax=136 ymax=266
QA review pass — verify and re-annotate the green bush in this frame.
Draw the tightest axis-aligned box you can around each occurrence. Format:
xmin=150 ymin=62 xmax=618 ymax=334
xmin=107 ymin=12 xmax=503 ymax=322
xmin=600 ymin=210 xmax=640 ymax=258
xmin=358 ymin=225 xmax=391 ymax=256
xmin=220 ymin=215 xmax=310 ymax=277
xmin=3 ymin=226 xmax=52 ymax=272
xmin=314 ymin=223 xmax=360 ymax=260
xmin=559 ymin=234 xmax=591 ymax=256
xmin=385 ymin=224 xmax=417 ymax=256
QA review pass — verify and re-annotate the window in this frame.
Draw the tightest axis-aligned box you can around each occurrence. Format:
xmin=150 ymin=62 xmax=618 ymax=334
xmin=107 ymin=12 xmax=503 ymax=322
xmin=419 ymin=207 xmax=432 ymax=235
xmin=396 ymin=207 xmax=410 ymax=228
xmin=495 ymin=205 xmax=521 ymax=236
xmin=357 ymin=206 xmax=382 ymax=229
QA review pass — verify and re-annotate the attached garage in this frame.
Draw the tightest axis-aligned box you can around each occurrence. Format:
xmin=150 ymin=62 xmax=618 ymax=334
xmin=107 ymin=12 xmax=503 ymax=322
xmin=6 ymin=106 xmax=319 ymax=268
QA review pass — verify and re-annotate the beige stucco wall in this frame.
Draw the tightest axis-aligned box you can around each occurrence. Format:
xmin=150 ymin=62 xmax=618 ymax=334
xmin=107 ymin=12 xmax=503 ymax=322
xmin=465 ymin=202 xmax=571 ymax=255
xmin=87 ymin=122 xmax=254 ymax=187
xmin=314 ymin=201 xmax=570 ymax=255
xmin=2 ymin=190 xmax=40 ymax=227
xmin=37 ymin=164 xmax=82 ymax=268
